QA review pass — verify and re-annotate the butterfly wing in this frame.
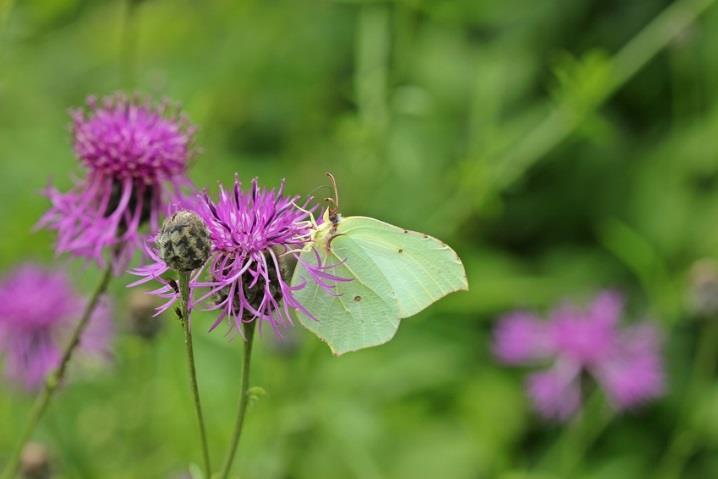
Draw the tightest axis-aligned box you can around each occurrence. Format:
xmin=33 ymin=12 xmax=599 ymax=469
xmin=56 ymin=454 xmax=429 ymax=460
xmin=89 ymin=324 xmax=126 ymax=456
xmin=292 ymin=216 xmax=467 ymax=355
xmin=338 ymin=216 xmax=468 ymax=318
xmin=292 ymin=240 xmax=400 ymax=355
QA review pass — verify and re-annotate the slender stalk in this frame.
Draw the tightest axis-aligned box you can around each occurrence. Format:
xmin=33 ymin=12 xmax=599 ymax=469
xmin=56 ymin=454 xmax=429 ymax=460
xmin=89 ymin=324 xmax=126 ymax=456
xmin=0 ymin=263 xmax=113 ymax=479
xmin=0 ymin=0 xmax=14 ymax=35
xmin=433 ymin=0 xmax=717 ymax=234
xmin=219 ymin=319 xmax=257 ymax=479
xmin=121 ymin=0 xmax=140 ymax=88
xmin=656 ymin=320 xmax=718 ymax=479
xmin=355 ymin=4 xmax=389 ymax=136
xmin=533 ymin=390 xmax=613 ymax=476
xmin=178 ymin=271 xmax=212 ymax=479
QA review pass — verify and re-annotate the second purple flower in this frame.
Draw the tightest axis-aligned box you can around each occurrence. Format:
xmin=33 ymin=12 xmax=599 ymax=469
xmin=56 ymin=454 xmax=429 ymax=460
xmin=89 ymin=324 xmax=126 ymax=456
xmin=493 ymin=291 xmax=665 ymax=421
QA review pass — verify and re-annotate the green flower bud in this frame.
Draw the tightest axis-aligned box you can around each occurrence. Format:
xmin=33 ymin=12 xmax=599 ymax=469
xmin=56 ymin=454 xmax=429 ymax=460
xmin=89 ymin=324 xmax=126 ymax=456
xmin=157 ymin=210 xmax=211 ymax=272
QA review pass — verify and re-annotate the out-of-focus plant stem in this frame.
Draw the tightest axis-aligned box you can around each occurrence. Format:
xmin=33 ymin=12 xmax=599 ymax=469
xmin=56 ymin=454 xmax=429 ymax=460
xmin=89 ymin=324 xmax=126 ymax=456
xmin=121 ymin=0 xmax=141 ymax=88
xmin=178 ymin=271 xmax=212 ymax=479
xmin=558 ymin=393 xmax=613 ymax=476
xmin=219 ymin=319 xmax=256 ymax=479
xmin=355 ymin=3 xmax=389 ymax=166
xmin=356 ymin=4 xmax=389 ymax=132
xmin=0 ymin=0 xmax=13 ymax=32
xmin=0 ymin=263 xmax=113 ymax=479
xmin=0 ymin=0 xmax=14 ymax=64
xmin=657 ymin=319 xmax=718 ymax=479
xmin=435 ymin=0 xmax=717 ymax=234
xmin=533 ymin=391 xmax=613 ymax=477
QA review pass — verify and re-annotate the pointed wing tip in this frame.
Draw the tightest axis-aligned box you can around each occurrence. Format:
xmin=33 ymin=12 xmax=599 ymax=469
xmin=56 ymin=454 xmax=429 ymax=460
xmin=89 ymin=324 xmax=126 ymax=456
xmin=326 ymin=335 xmax=396 ymax=356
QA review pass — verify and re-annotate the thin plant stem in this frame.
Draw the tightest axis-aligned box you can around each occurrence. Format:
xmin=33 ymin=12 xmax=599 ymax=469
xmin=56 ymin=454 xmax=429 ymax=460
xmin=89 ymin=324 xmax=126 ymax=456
xmin=0 ymin=0 xmax=14 ymax=36
xmin=433 ymin=0 xmax=717 ymax=234
xmin=178 ymin=271 xmax=212 ymax=479
xmin=355 ymin=4 xmax=389 ymax=137
xmin=533 ymin=390 xmax=613 ymax=476
xmin=657 ymin=319 xmax=718 ymax=479
xmin=121 ymin=0 xmax=140 ymax=88
xmin=0 ymin=263 xmax=113 ymax=479
xmin=219 ymin=319 xmax=257 ymax=479
xmin=558 ymin=393 xmax=613 ymax=476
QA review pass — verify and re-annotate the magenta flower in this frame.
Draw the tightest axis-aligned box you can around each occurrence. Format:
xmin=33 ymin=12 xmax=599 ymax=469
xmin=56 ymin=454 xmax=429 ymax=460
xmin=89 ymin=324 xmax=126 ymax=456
xmin=38 ymin=93 xmax=196 ymax=273
xmin=130 ymin=176 xmax=342 ymax=334
xmin=493 ymin=291 xmax=664 ymax=421
xmin=0 ymin=265 xmax=114 ymax=391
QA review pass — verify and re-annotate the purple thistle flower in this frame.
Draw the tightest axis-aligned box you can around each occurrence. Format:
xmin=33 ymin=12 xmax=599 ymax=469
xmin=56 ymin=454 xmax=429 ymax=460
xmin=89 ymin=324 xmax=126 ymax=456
xmin=0 ymin=265 xmax=114 ymax=391
xmin=37 ymin=93 xmax=196 ymax=273
xmin=130 ymin=176 xmax=342 ymax=334
xmin=493 ymin=291 xmax=664 ymax=421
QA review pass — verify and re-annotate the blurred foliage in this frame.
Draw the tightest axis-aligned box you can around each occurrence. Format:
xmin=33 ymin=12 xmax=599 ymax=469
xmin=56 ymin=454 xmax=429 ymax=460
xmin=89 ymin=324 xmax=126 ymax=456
xmin=1 ymin=0 xmax=718 ymax=478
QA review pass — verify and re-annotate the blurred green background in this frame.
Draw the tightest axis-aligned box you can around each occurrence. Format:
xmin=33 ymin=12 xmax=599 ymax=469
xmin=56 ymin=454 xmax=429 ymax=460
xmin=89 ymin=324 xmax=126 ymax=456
xmin=2 ymin=0 xmax=718 ymax=477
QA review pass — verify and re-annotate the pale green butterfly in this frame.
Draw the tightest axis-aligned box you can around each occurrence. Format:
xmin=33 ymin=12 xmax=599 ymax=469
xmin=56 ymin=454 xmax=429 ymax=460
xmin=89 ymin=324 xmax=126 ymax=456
xmin=291 ymin=174 xmax=468 ymax=355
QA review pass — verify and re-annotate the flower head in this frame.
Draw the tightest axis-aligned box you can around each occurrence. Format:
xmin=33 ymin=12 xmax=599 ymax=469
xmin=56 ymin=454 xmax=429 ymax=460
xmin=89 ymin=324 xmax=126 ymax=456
xmin=130 ymin=176 xmax=342 ymax=334
xmin=157 ymin=210 xmax=211 ymax=272
xmin=493 ymin=291 xmax=664 ymax=421
xmin=38 ymin=93 xmax=197 ymax=273
xmin=0 ymin=265 xmax=114 ymax=391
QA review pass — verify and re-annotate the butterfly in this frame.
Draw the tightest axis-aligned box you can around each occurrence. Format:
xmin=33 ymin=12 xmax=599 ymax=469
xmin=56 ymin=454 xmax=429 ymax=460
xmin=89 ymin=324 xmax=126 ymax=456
xmin=291 ymin=174 xmax=468 ymax=355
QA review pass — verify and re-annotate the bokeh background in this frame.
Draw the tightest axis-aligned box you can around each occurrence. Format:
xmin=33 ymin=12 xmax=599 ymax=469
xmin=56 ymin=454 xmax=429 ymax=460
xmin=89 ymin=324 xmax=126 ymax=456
xmin=2 ymin=0 xmax=718 ymax=477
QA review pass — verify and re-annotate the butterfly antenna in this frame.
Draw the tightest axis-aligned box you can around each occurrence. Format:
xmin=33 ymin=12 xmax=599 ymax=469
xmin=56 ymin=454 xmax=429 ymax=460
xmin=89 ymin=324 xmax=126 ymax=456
xmin=326 ymin=172 xmax=339 ymax=212
xmin=325 ymin=172 xmax=340 ymax=226
xmin=306 ymin=184 xmax=331 ymax=199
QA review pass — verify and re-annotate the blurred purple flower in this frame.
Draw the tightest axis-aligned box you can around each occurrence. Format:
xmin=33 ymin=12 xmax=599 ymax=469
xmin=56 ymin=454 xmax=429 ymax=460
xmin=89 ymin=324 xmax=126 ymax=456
xmin=130 ymin=176 xmax=343 ymax=334
xmin=37 ymin=93 xmax=196 ymax=273
xmin=0 ymin=265 xmax=114 ymax=391
xmin=493 ymin=291 xmax=664 ymax=421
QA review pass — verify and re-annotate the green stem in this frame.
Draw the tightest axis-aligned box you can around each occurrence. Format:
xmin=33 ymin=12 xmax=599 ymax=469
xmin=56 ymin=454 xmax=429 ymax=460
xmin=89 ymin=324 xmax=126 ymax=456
xmin=0 ymin=0 xmax=14 ymax=35
xmin=559 ymin=394 xmax=613 ymax=476
xmin=178 ymin=271 xmax=212 ymax=479
xmin=434 ymin=0 xmax=717 ymax=233
xmin=219 ymin=320 xmax=256 ymax=479
xmin=121 ymin=0 xmax=140 ymax=88
xmin=0 ymin=263 xmax=113 ymax=479
xmin=494 ymin=0 xmax=717 ymax=189
xmin=534 ymin=391 xmax=613 ymax=476
xmin=355 ymin=4 xmax=389 ymax=135
xmin=656 ymin=320 xmax=718 ymax=479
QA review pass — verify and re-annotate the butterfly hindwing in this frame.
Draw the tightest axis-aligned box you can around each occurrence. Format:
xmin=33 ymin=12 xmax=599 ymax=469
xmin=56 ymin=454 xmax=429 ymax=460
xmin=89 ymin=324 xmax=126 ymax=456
xmin=293 ymin=243 xmax=400 ymax=355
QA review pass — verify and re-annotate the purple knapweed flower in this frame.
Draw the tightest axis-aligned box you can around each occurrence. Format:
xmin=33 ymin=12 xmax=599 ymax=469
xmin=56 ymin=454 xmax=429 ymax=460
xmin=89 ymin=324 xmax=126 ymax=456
xmin=0 ymin=265 xmax=114 ymax=391
xmin=130 ymin=176 xmax=342 ymax=334
xmin=37 ymin=93 xmax=197 ymax=273
xmin=493 ymin=291 xmax=664 ymax=421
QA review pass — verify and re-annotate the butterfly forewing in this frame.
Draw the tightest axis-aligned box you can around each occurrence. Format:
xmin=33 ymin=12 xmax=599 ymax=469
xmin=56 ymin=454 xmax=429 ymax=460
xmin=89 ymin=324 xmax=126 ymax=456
xmin=338 ymin=217 xmax=468 ymax=318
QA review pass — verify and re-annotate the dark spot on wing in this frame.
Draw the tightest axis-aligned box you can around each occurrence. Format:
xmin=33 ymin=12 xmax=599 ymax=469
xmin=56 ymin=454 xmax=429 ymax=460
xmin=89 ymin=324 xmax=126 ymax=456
xmin=423 ymin=234 xmax=429 ymax=239
xmin=353 ymin=295 xmax=362 ymax=302
xmin=398 ymin=249 xmax=403 ymax=254
xmin=403 ymin=229 xmax=408 ymax=234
